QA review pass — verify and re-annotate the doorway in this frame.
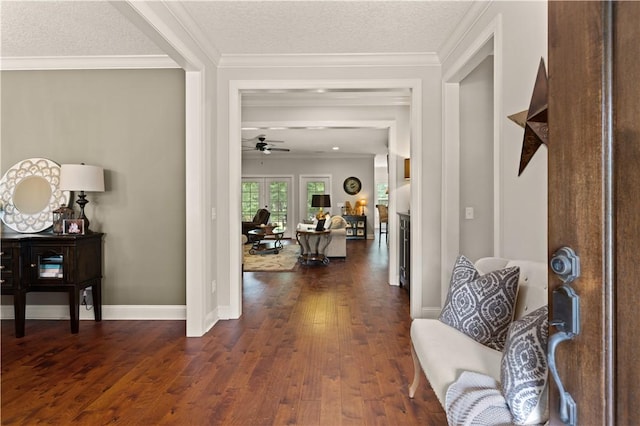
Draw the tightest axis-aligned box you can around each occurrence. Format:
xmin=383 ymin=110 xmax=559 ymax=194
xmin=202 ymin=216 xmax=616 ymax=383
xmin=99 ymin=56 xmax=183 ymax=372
xmin=229 ymin=79 xmax=423 ymax=319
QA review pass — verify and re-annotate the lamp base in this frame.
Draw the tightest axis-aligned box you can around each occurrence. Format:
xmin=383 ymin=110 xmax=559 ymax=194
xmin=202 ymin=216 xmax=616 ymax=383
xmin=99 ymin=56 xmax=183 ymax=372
xmin=75 ymin=191 xmax=92 ymax=232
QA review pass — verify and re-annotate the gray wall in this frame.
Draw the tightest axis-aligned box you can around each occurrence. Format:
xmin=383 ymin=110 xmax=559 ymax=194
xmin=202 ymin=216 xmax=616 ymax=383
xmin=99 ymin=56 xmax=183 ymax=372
xmin=459 ymin=56 xmax=494 ymax=261
xmin=1 ymin=69 xmax=186 ymax=306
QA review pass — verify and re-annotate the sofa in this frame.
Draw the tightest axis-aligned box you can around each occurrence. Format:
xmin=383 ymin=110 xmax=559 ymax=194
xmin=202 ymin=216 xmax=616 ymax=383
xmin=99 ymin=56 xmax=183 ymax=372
xmin=296 ymin=215 xmax=347 ymax=259
xmin=409 ymin=257 xmax=549 ymax=424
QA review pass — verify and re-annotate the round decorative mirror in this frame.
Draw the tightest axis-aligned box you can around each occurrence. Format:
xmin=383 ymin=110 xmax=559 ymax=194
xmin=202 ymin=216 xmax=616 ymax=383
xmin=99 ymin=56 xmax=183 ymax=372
xmin=0 ymin=158 xmax=70 ymax=233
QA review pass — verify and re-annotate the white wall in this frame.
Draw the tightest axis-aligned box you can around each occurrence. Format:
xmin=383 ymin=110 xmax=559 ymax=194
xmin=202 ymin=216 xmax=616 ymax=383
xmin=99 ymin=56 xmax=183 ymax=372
xmin=440 ymin=1 xmax=547 ymax=301
xmin=459 ymin=56 xmax=494 ymax=261
xmin=441 ymin=1 xmax=548 ymax=273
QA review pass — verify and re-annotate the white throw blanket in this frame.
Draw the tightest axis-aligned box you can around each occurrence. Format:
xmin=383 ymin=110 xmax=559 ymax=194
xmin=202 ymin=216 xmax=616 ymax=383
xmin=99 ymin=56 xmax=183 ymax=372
xmin=445 ymin=371 xmax=513 ymax=426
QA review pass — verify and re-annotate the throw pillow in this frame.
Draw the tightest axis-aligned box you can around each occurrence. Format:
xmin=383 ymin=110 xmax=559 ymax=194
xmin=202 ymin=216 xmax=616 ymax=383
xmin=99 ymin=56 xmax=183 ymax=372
xmin=446 ymin=371 xmax=513 ymax=425
xmin=439 ymin=255 xmax=520 ymax=351
xmin=328 ymin=215 xmax=348 ymax=229
xmin=501 ymin=305 xmax=549 ymax=425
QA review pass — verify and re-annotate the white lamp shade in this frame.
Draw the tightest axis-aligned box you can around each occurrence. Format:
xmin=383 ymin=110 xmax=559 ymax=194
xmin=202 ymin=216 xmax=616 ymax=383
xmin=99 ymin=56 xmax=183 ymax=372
xmin=60 ymin=164 xmax=105 ymax=192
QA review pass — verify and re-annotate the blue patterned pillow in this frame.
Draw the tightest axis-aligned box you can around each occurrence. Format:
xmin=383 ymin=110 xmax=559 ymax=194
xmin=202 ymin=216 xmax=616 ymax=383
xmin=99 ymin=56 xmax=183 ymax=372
xmin=439 ymin=255 xmax=520 ymax=351
xmin=501 ymin=305 xmax=549 ymax=424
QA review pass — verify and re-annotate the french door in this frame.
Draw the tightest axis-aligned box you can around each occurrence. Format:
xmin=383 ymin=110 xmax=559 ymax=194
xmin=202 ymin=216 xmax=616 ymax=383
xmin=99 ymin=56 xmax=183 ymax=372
xmin=241 ymin=176 xmax=293 ymax=238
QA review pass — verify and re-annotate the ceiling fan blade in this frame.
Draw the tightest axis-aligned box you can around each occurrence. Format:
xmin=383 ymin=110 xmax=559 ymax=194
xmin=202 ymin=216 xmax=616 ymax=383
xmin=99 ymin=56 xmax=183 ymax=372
xmin=263 ymin=139 xmax=284 ymax=143
xmin=267 ymin=147 xmax=290 ymax=152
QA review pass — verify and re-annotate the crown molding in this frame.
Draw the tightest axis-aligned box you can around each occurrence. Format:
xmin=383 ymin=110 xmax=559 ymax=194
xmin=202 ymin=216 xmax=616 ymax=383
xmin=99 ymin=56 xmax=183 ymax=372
xmin=218 ymin=52 xmax=440 ymax=69
xmin=242 ymin=152 xmax=377 ymax=161
xmin=438 ymin=0 xmax=493 ymax=63
xmin=0 ymin=52 xmax=439 ymax=71
xmin=0 ymin=55 xmax=179 ymax=71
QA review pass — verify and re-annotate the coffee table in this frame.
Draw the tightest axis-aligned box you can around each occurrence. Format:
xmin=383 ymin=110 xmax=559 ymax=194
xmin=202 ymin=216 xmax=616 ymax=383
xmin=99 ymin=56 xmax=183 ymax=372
xmin=248 ymin=227 xmax=285 ymax=254
xmin=296 ymin=229 xmax=332 ymax=265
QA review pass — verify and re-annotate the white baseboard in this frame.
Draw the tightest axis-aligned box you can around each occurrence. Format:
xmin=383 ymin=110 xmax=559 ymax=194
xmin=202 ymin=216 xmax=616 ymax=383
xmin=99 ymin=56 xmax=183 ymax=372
xmin=0 ymin=305 xmax=186 ymax=320
xmin=216 ymin=305 xmax=236 ymax=320
xmin=418 ymin=307 xmax=442 ymax=319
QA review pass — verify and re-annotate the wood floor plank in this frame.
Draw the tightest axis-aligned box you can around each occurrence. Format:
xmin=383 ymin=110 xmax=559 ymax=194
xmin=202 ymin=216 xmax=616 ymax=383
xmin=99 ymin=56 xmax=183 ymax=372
xmin=1 ymin=239 xmax=445 ymax=425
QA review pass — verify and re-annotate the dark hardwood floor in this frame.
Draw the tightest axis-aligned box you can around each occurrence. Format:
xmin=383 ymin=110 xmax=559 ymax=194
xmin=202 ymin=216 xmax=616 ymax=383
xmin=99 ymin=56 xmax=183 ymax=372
xmin=1 ymin=239 xmax=446 ymax=425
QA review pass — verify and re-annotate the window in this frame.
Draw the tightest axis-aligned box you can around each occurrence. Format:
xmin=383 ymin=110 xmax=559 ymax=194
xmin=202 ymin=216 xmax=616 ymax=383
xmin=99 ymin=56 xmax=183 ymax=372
xmin=268 ymin=181 xmax=289 ymax=228
xmin=241 ymin=181 xmax=260 ymax=221
xmin=306 ymin=181 xmax=326 ymax=220
xmin=376 ymin=183 xmax=389 ymax=206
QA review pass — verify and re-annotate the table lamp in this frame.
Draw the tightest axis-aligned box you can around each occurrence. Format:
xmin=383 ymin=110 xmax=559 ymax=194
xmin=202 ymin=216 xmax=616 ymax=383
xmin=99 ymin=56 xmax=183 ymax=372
xmin=357 ymin=199 xmax=367 ymax=215
xmin=60 ymin=163 xmax=105 ymax=232
xmin=311 ymin=194 xmax=331 ymax=219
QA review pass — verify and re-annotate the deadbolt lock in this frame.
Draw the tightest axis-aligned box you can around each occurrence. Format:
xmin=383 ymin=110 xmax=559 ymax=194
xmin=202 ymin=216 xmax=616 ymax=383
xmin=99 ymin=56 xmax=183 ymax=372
xmin=550 ymin=247 xmax=580 ymax=284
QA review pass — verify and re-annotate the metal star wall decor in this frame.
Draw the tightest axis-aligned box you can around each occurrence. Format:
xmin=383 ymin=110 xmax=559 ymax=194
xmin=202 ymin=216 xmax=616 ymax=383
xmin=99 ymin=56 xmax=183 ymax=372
xmin=508 ymin=58 xmax=548 ymax=176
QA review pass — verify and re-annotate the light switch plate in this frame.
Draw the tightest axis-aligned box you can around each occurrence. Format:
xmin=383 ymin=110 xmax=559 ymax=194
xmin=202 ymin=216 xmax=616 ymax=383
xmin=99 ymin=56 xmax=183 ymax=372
xmin=465 ymin=207 xmax=474 ymax=219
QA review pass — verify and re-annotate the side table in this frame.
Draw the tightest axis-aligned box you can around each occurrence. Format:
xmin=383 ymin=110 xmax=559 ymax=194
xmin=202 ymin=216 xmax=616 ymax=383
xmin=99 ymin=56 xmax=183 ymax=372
xmin=1 ymin=232 xmax=104 ymax=337
xmin=296 ymin=229 xmax=332 ymax=265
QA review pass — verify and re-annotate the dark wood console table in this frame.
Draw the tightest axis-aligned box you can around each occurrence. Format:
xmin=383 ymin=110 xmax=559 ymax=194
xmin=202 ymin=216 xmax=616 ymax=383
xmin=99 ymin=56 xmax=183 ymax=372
xmin=398 ymin=213 xmax=410 ymax=293
xmin=1 ymin=232 xmax=104 ymax=337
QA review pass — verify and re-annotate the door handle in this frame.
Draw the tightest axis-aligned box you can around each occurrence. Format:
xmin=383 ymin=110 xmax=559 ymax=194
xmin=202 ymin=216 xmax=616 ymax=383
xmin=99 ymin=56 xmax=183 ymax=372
xmin=548 ymin=247 xmax=581 ymax=426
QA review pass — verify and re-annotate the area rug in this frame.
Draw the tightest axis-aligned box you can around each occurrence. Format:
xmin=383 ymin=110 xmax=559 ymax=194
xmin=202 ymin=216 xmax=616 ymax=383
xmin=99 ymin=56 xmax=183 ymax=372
xmin=243 ymin=243 xmax=300 ymax=272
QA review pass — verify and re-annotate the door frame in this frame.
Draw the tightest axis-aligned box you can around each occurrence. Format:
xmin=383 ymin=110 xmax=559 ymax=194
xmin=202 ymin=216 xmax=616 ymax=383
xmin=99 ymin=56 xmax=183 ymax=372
xmin=441 ymin=16 xmax=503 ymax=304
xmin=229 ymin=79 xmax=422 ymax=319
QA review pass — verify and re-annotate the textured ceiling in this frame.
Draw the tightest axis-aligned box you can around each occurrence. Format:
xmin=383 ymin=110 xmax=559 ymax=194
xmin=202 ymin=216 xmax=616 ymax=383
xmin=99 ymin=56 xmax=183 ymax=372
xmin=1 ymin=1 xmax=474 ymax=58
xmin=0 ymin=1 xmax=163 ymax=57
xmin=181 ymin=1 xmax=474 ymax=55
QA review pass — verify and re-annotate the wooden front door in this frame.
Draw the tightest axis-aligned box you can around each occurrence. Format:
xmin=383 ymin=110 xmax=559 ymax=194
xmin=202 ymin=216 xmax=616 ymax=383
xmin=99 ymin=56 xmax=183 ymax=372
xmin=548 ymin=1 xmax=639 ymax=424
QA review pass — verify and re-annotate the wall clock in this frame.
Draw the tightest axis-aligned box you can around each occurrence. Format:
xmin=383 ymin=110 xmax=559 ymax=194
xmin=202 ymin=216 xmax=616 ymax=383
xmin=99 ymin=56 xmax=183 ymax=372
xmin=343 ymin=176 xmax=362 ymax=195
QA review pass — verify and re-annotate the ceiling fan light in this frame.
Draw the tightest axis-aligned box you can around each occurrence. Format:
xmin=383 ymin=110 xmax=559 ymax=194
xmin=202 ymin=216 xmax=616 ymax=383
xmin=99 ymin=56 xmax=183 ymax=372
xmin=263 ymin=149 xmax=271 ymax=155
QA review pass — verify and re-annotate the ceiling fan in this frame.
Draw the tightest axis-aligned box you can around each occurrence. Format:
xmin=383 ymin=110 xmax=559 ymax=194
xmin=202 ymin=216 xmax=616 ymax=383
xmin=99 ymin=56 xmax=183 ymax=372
xmin=242 ymin=134 xmax=290 ymax=155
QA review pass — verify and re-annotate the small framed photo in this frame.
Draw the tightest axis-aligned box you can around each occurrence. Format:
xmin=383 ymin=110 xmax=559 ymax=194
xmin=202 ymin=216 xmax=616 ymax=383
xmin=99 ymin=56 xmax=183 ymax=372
xmin=346 ymin=229 xmax=354 ymax=236
xmin=357 ymin=229 xmax=365 ymax=236
xmin=63 ymin=219 xmax=85 ymax=235
xmin=357 ymin=220 xmax=365 ymax=228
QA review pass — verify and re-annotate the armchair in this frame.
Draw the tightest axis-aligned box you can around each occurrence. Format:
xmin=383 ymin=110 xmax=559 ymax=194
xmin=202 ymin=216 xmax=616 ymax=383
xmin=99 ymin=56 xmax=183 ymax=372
xmin=242 ymin=208 xmax=270 ymax=239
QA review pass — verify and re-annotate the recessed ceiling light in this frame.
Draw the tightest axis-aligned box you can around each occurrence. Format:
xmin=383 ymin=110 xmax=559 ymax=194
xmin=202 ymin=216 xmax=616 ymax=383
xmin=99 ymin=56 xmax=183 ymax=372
xmin=332 ymin=146 xmax=340 ymax=151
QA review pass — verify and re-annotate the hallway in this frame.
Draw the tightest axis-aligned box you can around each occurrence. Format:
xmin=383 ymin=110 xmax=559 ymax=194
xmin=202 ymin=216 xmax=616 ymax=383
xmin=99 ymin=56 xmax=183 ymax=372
xmin=1 ymin=239 xmax=446 ymax=425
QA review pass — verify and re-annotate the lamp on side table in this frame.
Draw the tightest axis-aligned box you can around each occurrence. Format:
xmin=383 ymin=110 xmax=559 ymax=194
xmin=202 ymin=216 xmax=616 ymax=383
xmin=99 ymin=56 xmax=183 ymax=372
xmin=60 ymin=163 xmax=105 ymax=232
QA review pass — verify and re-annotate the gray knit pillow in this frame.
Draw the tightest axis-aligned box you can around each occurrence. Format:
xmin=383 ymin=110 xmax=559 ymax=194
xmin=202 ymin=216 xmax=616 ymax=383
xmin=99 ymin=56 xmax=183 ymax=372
xmin=501 ymin=305 xmax=549 ymax=425
xmin=439 ymin=255 xmax=520 ymax=351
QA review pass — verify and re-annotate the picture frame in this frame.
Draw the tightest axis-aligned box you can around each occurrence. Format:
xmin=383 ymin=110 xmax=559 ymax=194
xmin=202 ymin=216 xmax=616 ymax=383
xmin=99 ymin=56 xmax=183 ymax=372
xmin=357 ymin=220 xmax=365 ymax=228
xmin=346 ymin=229 xmax=354 ymax=236
xmin=356 ymin=229 xmax=365 ymax=236
xmin=63 ymin=218 xmax=85 ymax=235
